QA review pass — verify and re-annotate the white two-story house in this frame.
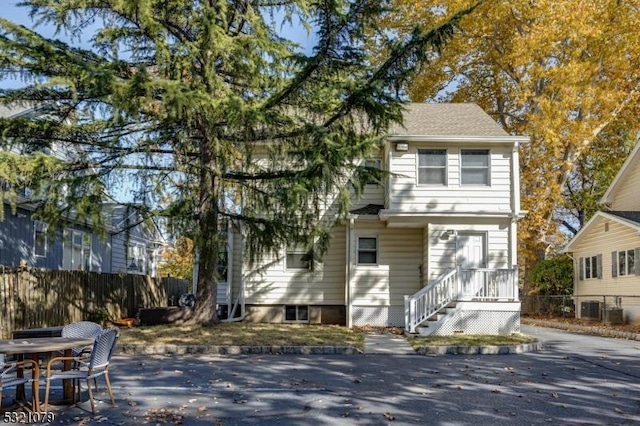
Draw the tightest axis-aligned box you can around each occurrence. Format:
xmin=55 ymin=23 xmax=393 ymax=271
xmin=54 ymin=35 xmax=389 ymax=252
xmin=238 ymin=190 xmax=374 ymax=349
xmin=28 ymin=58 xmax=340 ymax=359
xmin=216 ymin=103 xmax=528 ymax=335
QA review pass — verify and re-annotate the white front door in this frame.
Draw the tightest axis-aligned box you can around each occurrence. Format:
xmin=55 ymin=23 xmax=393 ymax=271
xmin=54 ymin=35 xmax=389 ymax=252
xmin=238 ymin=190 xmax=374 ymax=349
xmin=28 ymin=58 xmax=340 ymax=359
xmin=457 ymin=233 xmax=487 ymax=298
xmin=457 ymin=233 xmax=486 ymax=268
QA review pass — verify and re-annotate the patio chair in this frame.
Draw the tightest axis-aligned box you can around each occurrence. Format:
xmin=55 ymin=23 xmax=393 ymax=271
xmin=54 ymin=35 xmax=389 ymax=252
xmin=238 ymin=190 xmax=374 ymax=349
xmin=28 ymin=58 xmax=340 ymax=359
xmin=43 ymin=328 xmax=119 ymax=414
xmin=61 ymin=321 xmax=104 ymax=358
xmin=0 ymin=357 xmax=40 ymax=412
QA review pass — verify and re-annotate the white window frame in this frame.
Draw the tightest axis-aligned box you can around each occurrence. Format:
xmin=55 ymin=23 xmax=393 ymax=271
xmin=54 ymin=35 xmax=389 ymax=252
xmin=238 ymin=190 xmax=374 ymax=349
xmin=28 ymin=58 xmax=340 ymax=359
xmin=63 ymin=229 xmax=91 ymax=271
xmin=417 ymin=149 xmax=447 ymax=186
xmin=460 ymin=149 xmax=491 ymax=186
xmin=617 ymin=249 xmax=635 ymax=276
xmin=357 ymin=236 xmax=378 ymax=265
xmin=127 ymin=242 xmax=147 ymax=275
xmin=284 ymin=305 xmax=309 ymax=322
xmin=33 ymin=220 xmax=47 ymax=257
xmin=583 ymin=255 xmax=600 ymax=279
xmin=285 ymin=245 xmax=311 ymax=271
xmin=365 ymin=158 xmax=382 ymax=186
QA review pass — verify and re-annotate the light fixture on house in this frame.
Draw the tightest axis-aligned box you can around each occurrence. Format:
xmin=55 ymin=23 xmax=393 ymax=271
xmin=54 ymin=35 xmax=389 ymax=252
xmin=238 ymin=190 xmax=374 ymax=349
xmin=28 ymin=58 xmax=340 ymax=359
xmin=446 ymin=230 xmax=456 ymax=238
xmin=395 ymin=142 xmax=409 ymax=151
xmin=128 ymin=261 xmax=138 ymax=271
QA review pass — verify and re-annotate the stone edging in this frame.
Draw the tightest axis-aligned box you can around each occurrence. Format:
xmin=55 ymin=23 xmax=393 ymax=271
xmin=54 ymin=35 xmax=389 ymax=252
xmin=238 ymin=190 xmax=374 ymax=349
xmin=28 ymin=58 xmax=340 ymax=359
xmin=117 ymin=345 xmax=363 ymax=355
xmin=415 ymin=341 xmax=542 ymax=356
xmin=522 ymin=318 xmax=640 ymax=341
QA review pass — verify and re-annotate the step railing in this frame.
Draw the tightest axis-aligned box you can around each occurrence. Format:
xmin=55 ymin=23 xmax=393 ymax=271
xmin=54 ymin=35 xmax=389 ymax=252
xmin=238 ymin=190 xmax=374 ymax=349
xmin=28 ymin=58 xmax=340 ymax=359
xmin=405 ymin=267 xmax=518 ymax=333
xmin=404 ymin=269 xmax=457 ymax=333
xmin=458 ymin=268 xmax=518 ymax=300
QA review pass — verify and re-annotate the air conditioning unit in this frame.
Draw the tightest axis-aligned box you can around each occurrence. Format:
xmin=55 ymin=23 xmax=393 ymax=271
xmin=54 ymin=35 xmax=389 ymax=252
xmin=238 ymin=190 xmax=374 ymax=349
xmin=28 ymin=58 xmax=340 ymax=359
xmin=581 ymin=301 xmax=602 ymax=321
xmin=604 ymin=307 xmax=624 ymax=325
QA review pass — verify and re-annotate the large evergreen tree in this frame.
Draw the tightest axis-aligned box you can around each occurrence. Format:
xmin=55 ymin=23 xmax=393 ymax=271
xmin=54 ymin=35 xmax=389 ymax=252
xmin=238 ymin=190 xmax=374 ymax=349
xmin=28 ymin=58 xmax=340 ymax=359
xmin=0 ymin=0 xmax=480 ymax=324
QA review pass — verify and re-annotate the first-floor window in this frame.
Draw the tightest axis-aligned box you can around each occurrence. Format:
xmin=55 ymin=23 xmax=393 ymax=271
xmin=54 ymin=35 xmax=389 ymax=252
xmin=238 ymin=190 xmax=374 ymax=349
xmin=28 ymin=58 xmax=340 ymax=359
xmin=34 ymin=221 xmax=47 ymax=257
xmin=357 ymin=237 xmax=378 ymax=265
xmin=127 ymin=242 xmax=147 ymax=274
xmin=63 ymin=229 xmax=91 ymax=271
xmin=285 ymin=305 xmax=309 ymax=322
xmin=613 ymin=249 xmax=636 ymax=277
xmin=286 ymin=246 xmax=311 ymax=270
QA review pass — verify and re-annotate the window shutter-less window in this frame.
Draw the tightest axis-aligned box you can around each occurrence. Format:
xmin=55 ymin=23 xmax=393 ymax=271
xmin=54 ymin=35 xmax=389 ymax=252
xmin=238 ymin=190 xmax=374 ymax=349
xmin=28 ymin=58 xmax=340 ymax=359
xmin=612 ymin=251 xmax=618 ymax=278
xmin=636 ymin=248 xmax=640 ymax=275
xmin=579 ymin=257 xmax=584 ymax=280
xmin=596 ymin=254 xmax=603 ymax=279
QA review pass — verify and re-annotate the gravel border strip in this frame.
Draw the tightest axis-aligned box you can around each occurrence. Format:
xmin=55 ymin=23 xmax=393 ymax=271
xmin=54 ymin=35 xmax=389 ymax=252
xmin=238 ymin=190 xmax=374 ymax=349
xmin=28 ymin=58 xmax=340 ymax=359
xmin=415 ymin=341 xmax=542 ymax=355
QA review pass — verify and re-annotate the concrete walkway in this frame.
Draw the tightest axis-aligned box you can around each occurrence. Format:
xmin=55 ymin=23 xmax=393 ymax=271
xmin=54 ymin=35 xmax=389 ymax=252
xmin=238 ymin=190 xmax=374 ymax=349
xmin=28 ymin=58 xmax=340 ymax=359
xmin=363 ymin=333 xmax=416 ymax=354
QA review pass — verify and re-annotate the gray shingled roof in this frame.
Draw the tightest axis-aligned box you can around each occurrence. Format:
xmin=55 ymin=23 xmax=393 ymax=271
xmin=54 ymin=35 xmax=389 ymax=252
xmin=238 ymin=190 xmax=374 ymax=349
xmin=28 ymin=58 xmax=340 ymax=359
xmin=389 ymin=103 xmax=509 ymax=137
xmin=607 ymin=211 xmax=640 ymax=225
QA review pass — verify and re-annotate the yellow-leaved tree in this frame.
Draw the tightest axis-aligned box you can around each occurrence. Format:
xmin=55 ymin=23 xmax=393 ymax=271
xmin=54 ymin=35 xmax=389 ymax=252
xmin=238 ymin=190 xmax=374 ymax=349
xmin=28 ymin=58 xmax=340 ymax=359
xmin=373 ymin=0 xmax=640 ymax=275
xmin=158 ymin=237 xmax=194 ymax=281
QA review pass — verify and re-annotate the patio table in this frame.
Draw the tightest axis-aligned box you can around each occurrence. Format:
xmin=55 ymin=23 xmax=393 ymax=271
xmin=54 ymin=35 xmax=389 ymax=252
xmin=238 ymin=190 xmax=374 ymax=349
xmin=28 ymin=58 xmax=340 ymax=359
xmin=0 ymin=337 xmax=95 ymax=405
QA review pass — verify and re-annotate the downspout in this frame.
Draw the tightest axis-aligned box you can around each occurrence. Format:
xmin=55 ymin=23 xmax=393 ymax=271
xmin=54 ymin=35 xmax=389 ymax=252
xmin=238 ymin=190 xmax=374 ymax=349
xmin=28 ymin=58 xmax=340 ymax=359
xmin=226 ymin=220 xmax=233 ymax=316
xmin=509 ymin=141 xmax=521 ymax=268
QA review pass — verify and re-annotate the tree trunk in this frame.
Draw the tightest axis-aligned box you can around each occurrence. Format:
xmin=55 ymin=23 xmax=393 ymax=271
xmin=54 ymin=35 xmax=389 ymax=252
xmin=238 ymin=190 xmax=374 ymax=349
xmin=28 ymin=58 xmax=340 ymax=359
xmin=190 ymin=133 xmax=220 ymax=325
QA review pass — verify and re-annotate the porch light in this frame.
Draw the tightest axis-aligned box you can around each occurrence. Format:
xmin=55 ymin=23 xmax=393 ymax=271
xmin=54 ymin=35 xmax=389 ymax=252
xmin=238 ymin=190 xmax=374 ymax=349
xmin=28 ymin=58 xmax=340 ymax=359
xmin=446 ymin=230 xmax=456 ymax=238
xmin=395 ymin=142 xmax=409 ymax=151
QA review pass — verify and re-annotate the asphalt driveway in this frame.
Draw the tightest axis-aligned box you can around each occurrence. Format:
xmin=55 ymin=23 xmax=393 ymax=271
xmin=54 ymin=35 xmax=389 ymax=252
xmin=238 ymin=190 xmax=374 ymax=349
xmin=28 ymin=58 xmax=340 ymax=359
xmin=26 ymin=325 xmax=640 ymax=425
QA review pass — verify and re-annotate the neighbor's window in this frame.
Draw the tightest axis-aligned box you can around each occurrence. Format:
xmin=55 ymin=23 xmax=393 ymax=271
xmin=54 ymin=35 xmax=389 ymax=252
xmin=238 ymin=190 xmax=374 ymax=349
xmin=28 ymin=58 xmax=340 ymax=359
xmin=357 ymin=237 xmax=378 ymax=265
xmin=418 ymin=149 xmax=446 ymax=185
xmin=63 ymin=229 xmax=91 ymax=271
xmin=127 ymin=242 xmax=147 ymax=274
xmin=34 ymin=221 xmax=47 ymax=257
xmin=617 ymin=249 xmax=635 ymax=276
xmin=461 ymin=149 xmax=490 ymax=185
xmin=583 ymin=255 xmax=600 ymax=279
xmin=285 ymin=305 xmax=309 ymax=322
xmin=286 ymin=246 xmax=311 ymax=270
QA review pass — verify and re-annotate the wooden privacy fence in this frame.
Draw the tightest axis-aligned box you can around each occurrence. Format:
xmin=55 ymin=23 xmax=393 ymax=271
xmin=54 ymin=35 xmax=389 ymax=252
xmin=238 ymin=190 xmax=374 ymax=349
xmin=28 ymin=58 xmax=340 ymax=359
xmin=0 ymin=266 xmax=189 ymax=338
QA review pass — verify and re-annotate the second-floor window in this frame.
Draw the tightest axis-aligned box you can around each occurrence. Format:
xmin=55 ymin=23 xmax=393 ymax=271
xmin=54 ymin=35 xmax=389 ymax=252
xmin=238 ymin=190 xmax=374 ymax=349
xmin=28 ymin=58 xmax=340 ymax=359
xmin=418 ymin=149 xmax=446 ymax=185
xmin=365 ymin=159 xmax=382 ymax=185
xmin=461 ymin=149 xmax=490 ymax=185
xmin=63 ymin=229 xmax=91 ymax=271
xmin=33 ymin=221 xmax=47 ymax=257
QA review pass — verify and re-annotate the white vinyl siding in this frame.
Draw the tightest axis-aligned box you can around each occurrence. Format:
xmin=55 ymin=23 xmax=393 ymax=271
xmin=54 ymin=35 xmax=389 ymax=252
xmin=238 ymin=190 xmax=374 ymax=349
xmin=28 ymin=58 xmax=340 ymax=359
xmin=351 ymin=222 xmax=422 ymax=306
xmin=426 ymin=222 xmax=510 ymax=282
xmin=572 ymin=217 xmax=640 ymax=298
xmin=244 ymin=225 xmax=346 ymax=305
xmin=609 ymin=156 xmax=640 ymax=210
xmin=389 ymin=145 xmax=512 ymax=212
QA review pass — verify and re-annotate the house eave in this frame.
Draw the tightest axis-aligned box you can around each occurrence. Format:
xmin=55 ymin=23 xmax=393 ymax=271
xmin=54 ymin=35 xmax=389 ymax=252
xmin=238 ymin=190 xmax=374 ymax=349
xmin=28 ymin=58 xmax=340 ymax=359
xmin=386 ymin=135 xmax=529 ymax=144
xmin=563 ymin=211 xmax=640 ymax=252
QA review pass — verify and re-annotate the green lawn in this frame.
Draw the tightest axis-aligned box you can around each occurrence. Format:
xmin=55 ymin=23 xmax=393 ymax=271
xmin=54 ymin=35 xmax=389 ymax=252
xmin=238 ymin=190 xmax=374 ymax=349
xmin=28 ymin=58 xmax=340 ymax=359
xmin=408 ymin=334 xmax=537 ymax=349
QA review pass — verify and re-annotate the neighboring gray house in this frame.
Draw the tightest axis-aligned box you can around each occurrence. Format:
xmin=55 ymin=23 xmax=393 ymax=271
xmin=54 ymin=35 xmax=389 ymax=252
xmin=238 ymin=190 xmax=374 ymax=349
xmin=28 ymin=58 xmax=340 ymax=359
xmin=0 ymin=104 xmax=164 ymax=276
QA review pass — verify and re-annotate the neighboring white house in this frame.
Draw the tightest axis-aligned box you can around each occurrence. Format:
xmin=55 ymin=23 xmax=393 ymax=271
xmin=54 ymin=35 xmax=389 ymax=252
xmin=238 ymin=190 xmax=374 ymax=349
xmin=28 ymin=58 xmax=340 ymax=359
xmin=564 ymin=142 xmax=640 ymax=324
xmin=216 ymin=103 xmax=528 ymax=335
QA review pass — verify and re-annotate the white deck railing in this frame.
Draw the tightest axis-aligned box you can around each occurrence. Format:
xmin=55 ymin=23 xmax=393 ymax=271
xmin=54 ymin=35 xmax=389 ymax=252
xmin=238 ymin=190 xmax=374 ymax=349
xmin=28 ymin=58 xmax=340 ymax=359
xmin=405 ymin=267 xmax=518 ymax=333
